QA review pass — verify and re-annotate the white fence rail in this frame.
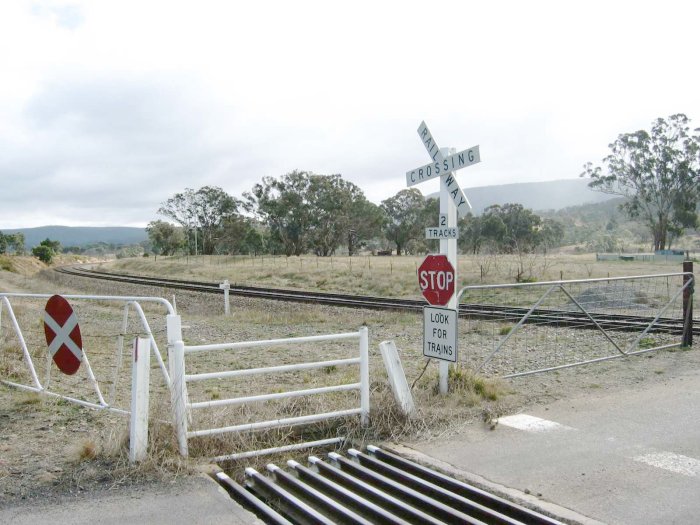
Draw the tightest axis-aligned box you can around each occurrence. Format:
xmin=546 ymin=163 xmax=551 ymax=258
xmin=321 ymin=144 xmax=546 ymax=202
xmin=2 ymin=293 xmax=370 ymax=462
xmin=169 ymin=326 xmax=370 ymax=459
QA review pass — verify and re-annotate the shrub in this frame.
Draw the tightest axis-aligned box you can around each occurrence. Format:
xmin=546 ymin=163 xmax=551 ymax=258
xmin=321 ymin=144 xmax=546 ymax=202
xmin=31 ymin=245 xmax=54 ymax=264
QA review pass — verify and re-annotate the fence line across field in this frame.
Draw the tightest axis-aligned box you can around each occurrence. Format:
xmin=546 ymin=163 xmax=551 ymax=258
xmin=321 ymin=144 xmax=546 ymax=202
xmin=2 ymin=267 xmax=693 ymax=460
xmin=454 ymin=271 xmax=694 ymax=378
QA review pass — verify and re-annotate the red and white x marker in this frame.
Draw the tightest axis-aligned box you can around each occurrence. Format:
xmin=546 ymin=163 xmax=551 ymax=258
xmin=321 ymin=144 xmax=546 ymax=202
xmin=43 ymin=295 xmax=83 ymax=375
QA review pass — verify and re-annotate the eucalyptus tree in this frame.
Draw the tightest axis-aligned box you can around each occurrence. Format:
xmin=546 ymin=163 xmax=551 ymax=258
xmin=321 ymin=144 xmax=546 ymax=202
xmin=146 ymin=220 xmax=185 ymax=255
xmin=582 ymin=114 xmax=700 ymax=250
xmin=380 ymin=188 xmax=426 ymax=255
xmin=481 ymin=203 xmax=542 ymax=253
xmin=246 ymin=171 xmax=382 ymax=256
xmin=245 ymin=171 xmax=314 ymax=256
xmin=158 ymin=186 xmax=239 ymax=255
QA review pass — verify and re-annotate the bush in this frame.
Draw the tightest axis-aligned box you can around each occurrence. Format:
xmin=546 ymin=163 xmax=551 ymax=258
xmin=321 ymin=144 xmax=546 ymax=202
xmin=31 ymin=245 xmax=54 ymax=264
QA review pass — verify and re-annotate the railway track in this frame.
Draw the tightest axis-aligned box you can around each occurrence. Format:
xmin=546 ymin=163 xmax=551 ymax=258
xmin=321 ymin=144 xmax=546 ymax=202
xmin=55 ymin=266 xmax=697 ymax=336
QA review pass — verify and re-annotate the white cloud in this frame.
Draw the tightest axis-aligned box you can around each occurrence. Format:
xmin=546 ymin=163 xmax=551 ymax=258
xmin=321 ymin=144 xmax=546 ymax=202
xmin=0 ymin=0 xmax=699 ymax=227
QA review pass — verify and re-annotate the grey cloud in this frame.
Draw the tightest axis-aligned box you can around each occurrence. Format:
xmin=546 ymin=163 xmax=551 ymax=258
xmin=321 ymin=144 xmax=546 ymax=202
xmin=30 ymin=2 xmax=84 ymax=30
xmin=1 ymin=72 xmax=255 ymax=226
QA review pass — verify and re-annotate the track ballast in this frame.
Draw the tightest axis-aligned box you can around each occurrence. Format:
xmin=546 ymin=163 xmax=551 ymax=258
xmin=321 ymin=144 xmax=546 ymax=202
xmin=55 ymin=266 xmax=697 ymax=336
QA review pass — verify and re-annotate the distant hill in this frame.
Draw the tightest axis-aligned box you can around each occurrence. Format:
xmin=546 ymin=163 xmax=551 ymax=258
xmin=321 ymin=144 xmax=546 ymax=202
xmin=1 ymin=226 xmax=147 ymax=248
xmin=429 ymin=178 xmax=616 ymax=214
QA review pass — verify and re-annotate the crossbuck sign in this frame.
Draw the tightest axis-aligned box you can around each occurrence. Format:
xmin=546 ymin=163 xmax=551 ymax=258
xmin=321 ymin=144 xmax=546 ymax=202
xmin=407 ymin=121 xmax=481 ymax=390
xmin=406 ymin=121 xmax=480 ymax=218
xmin=43 ymin=295 xmax=84 ymax=375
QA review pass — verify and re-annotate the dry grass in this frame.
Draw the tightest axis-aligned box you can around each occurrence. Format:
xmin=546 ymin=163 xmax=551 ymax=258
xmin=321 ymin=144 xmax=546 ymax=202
xmin=70 ymin=439 xmax=99 ymax=462
xmin=0 ymin=251 xmax=694 ymax=493
xmin=106 ymin=252 xmax=689 ymax=299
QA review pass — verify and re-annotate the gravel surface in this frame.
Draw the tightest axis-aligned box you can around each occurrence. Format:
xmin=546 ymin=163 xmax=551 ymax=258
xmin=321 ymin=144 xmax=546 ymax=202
xmin=1 ymin=267 xmax=698 ymax=507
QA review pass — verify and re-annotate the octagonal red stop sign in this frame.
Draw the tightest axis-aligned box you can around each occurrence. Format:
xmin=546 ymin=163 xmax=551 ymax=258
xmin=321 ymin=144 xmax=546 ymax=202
xmin=418 ymin=254 xmax=455 ymax=306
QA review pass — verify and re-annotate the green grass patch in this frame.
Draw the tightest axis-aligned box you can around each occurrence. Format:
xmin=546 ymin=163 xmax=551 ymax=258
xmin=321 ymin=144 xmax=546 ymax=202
xmin=638 ymin=337 xmax=657 ymax=349
xmin=448 ymin=366 xmax=505 ymax=402
xmin=498 ymin=325 xmax=513 ymax=336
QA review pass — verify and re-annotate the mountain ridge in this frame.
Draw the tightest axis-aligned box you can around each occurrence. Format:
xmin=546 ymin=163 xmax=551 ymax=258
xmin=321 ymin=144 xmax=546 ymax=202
xmin=429 ymin=178 xmax=615 ymax=214
xmin=0 ymin=226 xmax=147 ymax=249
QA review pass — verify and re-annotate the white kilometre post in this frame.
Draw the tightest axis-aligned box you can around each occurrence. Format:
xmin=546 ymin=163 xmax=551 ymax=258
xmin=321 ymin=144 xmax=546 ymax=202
xmin=439 ymin=147 xmax=458 ymax=394
xmin=220 ymin=280 xmax=231 ymax=315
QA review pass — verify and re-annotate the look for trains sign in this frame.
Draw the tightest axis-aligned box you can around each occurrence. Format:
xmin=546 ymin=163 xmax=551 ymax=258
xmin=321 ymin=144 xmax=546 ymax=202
xmin=418 ymin=255 xmax=455 ymax=306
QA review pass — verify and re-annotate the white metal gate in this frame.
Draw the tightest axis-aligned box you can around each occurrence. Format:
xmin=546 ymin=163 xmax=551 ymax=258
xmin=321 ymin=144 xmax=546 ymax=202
xmin=168 ymin=325 xmax=370 ymax=460
xmin=0 ymin=293 xmax=174 ymax=413
xmin=455 ymin=271 xmax=694 ymax=378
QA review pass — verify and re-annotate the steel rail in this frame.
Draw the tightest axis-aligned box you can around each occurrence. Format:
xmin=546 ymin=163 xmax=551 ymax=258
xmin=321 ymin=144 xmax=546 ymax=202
xmin=55 ymin=266 xmax=697 ymax=335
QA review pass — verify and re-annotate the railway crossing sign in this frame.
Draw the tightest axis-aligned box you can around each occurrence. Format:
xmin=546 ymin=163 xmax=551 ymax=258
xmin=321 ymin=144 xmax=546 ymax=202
xmin=406 ymin=146 xmax=481 ymax=188
xmin=423 ymin=306 xmax=458 ymax=362
xmin=408 ymin=120 xmax=482 ymax=393
xmin=418 ymin=255 xmax=455 ymax=306
xmin=43 ymin=295 xmax=83 ymax=375
xmin=406 ymin=121 xmax=480 ymax=218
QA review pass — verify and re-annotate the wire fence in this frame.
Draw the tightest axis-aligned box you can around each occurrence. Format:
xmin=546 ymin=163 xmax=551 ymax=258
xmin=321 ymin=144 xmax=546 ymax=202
xmin=454 ymin=272 xmax=694 ymax=378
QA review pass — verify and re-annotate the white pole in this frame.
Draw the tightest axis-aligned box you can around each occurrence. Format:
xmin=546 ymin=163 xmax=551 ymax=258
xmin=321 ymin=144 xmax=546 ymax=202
xmin=220 ymin=280 xmax=231 ymax=315
xmin=129 ymin=337 xmax=150 ymax=463
xmin=379 ymin=340 xmax=415 ymax=416
xmin=439 ymin=147 xmax=458 ymax=395
xmin=171 ymin=340 xmax=189 ymax=457
xmin=166 ymin=314 xmax=188 ymax=457
xmin=359 ymin=326 xmax=370 ymax=426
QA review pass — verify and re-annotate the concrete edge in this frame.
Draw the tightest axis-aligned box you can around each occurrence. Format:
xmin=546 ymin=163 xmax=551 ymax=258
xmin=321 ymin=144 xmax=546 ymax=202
xmin=384 ymin=443 xmax=606 ymax=525
xmin=194 ymin=465 xmax=267 ymax=525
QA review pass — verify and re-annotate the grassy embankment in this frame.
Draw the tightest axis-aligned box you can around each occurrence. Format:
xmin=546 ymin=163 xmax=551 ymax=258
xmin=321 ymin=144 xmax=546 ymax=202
xmin=105 ymin=252 xmax=689 ymax=298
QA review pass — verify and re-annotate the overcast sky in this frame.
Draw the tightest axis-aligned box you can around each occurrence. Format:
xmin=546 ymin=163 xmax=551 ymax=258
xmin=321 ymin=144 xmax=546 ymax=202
xmin=1 ymin=0 xmax=698 ymax=228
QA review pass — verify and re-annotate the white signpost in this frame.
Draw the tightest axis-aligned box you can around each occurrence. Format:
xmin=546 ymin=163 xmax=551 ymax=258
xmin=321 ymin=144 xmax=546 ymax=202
xmin=408 ymin=120 xmax=481 ymax=393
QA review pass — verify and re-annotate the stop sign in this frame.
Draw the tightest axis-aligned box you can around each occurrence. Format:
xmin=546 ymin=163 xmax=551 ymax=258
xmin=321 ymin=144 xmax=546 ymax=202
xmin=418 ymin=254 xmax=455 ymax=306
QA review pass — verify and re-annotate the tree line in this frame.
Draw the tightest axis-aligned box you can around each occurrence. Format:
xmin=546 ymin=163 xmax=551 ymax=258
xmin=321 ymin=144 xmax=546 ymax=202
xmin=0 ymin=232 xmax=25 ymax=255
xmin=4 ymin=114 xmax=695 ymax=263
xmin=0 ymin=233 xmax=62 ymax=264
xmin=148 ymin=172 xmax=566 ymax=257
xmin=148 ymin=115 xmax=698 ymax=258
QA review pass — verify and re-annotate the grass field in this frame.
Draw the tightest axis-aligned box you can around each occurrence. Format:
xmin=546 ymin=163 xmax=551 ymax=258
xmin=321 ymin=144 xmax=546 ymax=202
xmin=0 ymin=251 xmax=696 ymax=491
xmin=105 ymin=252 xmax=692 ymax=299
